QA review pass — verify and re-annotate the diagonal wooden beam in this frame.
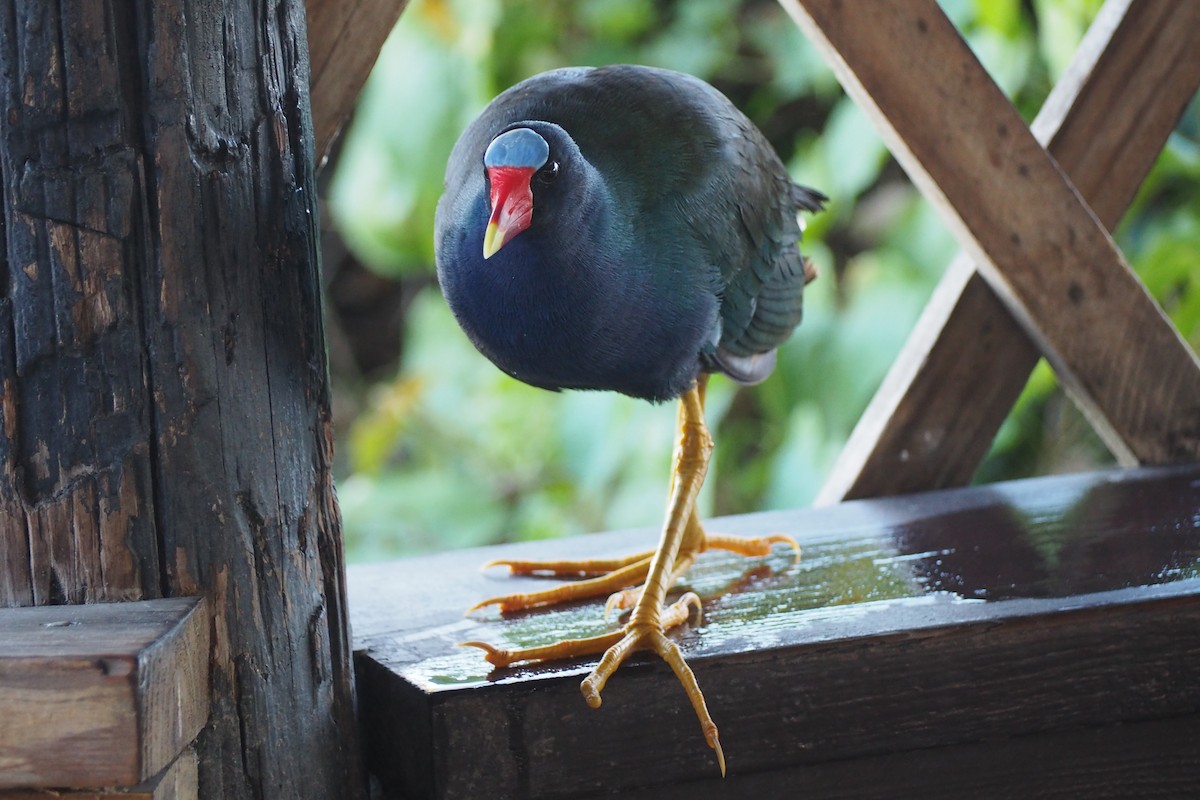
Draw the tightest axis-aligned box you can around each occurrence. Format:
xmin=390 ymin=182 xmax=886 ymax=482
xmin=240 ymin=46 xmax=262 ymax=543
xmin=780 ymin=0 xmax=1200 ymax=502
xmin=814 ymin=0 xmax=1200 ymax=503
xmin=307 ymin=0 xmax=409 ymax=168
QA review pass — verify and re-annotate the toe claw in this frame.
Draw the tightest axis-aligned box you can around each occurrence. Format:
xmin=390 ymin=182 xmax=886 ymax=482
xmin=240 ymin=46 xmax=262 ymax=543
xmin=603 ymin=594 xmax=621 ymax=622
xmin=710 ymin=728 xmax=726 ymax=777
xmin=465 ymin=597 xmax=503 ymax=615
xmin=770 ymin=534 xmax=802 ymax=566
xmin=769 ymin=533 xmax=800 ymax=552
xmin=580 ymin=676 xmax=603 ymax=709
xmin=459 ymin=640 xmax=512 ymax=668
xmin=603 ymin=587 xmax=640 ymax=621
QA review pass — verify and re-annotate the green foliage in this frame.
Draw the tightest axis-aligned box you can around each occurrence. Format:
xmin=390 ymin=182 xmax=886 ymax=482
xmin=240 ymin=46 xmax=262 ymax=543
xmin=330 ymin=0 xmax=1200 ymax=561
xmin=327 ymin=0 xmax=499 ymax=276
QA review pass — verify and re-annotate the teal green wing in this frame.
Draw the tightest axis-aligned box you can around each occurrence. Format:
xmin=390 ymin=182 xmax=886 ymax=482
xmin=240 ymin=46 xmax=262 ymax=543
xmin=705 ymin=110 xmax=825 ymax=383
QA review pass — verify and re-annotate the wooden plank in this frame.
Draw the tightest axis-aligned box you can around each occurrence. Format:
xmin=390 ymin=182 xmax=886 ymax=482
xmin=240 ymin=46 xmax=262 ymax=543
xmin=818 ymin=0 xmax=1200 ymax=503
xmin=781 ymin=0 xmax=1200 ymax=467
xmin=611 ymin=715 xmax=1200 ymax=800
xmin=307 ymin=0 xmax=410 ymax=166
xmin=0 ymin=749 xmax=197 ymax=800
xmin=350 ymin=465 xmax=1200 ymax=799
xmin=0 ymin=599 xmax=208 ymax=790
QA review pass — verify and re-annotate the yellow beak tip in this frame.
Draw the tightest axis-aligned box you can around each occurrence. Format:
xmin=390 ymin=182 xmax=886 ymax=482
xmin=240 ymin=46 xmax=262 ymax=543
xmin=482 ymin=222 xmax=502 ymax=260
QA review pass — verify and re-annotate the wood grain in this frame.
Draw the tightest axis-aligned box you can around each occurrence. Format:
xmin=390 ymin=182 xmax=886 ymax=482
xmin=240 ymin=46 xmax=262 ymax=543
xmin=0 ymin=749 xmax=197 ymax=800
xmin=307 ymin=0 xmax=410 ymax=166
xmin=0 ymin=0 xmax=160 ymax=608
xmin=0 ymin=2 xmax=364 ymax=797
xmin=0 ymin=599 xmax=207 ymax=790
xmin=351 ymin=465 xmax=1200 ymax=799
xmin=613 ymin=715 xmax=1200 ymax=800
xmin=782 ymin=0 xmax=1200 ymax=471
xmin=818 ymin=0 xmax=1200 ymax=503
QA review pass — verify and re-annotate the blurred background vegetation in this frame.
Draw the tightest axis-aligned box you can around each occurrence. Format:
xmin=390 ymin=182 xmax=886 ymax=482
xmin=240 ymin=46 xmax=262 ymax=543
xmin=321 ymin=0 xmax=1200 ymax=562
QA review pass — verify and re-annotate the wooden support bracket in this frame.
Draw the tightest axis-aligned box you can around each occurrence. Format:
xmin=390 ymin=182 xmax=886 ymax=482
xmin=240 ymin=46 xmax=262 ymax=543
xmin=817 ymin=0 xmax=1200 ymax=503
xmin=779 ymin=0 xmax=1200 ymax=498
xmin=0 ymin=598 xmax=209 ymax=792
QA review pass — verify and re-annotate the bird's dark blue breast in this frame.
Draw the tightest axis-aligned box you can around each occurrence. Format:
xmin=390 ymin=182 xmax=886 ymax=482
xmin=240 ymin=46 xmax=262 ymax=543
xmin=438 ymin=188 xmax=718 ymax=402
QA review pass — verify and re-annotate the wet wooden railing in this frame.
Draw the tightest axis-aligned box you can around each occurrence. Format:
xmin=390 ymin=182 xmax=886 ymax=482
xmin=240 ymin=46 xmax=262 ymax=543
xmin=351 ymin=464 xmax=1200 ymax=798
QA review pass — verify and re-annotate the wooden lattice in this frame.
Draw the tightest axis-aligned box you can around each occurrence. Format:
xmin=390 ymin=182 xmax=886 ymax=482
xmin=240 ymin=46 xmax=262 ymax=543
xmin=780 ymin=0 xmax=1200 ymax=502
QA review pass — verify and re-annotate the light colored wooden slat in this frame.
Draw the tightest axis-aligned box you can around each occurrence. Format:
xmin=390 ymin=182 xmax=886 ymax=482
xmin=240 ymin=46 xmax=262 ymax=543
xmin=307 ymin=0 xmax=410 ymax=167
xmin=783 ymin=0 xmax=1200 ymax=476
xmin=0 ymin=749 xmax=197 ymax=800
xmin=816 ymin=0 xmax=1200 ymax=503
xmin=0 ymin=599 xmax=208 ymax=791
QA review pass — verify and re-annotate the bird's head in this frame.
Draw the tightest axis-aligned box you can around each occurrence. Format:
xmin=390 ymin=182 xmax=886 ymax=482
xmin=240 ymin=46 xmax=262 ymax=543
xmin=481 ymin=125 xmax=567 ymax=259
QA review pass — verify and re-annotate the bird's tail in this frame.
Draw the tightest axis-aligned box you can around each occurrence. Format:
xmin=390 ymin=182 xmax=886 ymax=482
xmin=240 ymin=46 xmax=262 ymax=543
xmin=792 ymin=184 xmax=827 ymax=214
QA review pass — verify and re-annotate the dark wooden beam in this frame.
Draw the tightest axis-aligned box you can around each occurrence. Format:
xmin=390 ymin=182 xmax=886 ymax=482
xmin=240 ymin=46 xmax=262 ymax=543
xmin=781 ymin=0 xmax=1200 ymax=469
xmin=818 ymin=0 xmax=1200 ymax=503
xmin=351 ymin=465 xmax=1200 ymax=799
xmin=0 ymin=2 xmax=363 ymax=797
xmin=611 ymin=715 xmax=1200 ymax=800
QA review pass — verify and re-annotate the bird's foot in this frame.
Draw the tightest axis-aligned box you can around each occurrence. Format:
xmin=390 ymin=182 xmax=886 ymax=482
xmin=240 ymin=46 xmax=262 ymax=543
xmin=462 ymin=531 xmax=795 ymax=776
xmin=462 ymin=591 xmax=726 ymax=775
xmin=584 ymin=595 xmax=726 ymax=776
xmin=471 ymin=532 xmax=799 ymax=617
xmin=467 ymin=551 xmax=655 ymax=614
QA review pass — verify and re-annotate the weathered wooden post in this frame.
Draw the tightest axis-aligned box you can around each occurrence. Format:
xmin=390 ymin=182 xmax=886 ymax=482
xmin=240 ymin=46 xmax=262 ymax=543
xmin=0 ymin=1 xmax=364 ymax=796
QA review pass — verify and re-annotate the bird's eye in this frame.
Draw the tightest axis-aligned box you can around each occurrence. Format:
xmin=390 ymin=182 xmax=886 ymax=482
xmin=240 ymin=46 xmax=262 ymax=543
xmin=536 ymin=161 xmax=559 ymax=185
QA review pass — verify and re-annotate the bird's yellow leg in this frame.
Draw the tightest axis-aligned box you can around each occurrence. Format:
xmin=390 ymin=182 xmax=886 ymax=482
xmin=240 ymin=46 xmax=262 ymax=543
xmin=603 ymin=518 xmax=700 ymax=618
xmin=601 ymin=507 xmax=800 ymax=616
xmin=461 ymin=377 xmax=798 ymax=774
xmin=471 ymin=384 xmax=796 ymax=617
xmin=574 ymin=375 xmax=727 ymax=774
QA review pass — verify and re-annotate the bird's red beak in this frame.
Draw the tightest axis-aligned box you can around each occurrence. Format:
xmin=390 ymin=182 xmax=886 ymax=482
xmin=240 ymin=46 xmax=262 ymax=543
xmin=483 ymin=166 xmax=535 ymax=259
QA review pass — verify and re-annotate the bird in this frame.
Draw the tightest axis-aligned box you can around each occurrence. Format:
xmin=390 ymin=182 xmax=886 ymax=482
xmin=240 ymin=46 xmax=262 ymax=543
xmin=434 ymin=64 xmax=824 ymax=775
